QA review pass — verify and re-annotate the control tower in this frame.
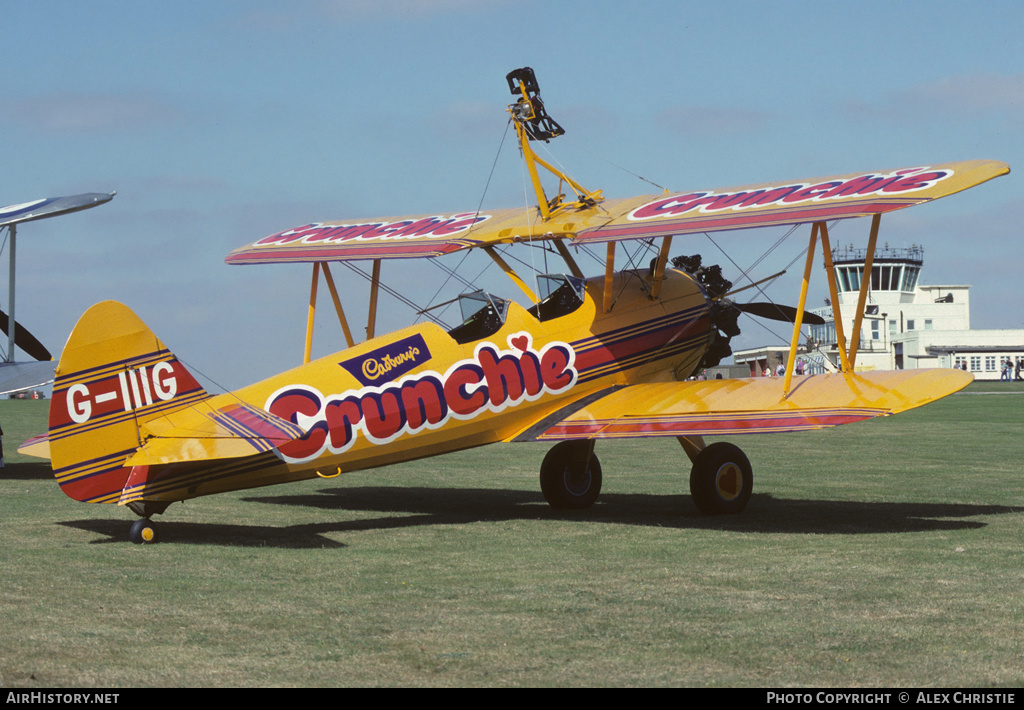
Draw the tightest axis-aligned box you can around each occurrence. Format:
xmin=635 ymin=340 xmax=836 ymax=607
xmin=800 ymin=245 xmax=1022 ymax=378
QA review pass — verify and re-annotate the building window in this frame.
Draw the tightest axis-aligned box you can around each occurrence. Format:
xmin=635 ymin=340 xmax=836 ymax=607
xmin=837 ymin=266 xmax=860 ymax=293
xmin=889 ymin=266 xmax=902 ymax=290
xmin=907 ymin=319 xmax=915 ymax=331
xmin=871 ymin=320 xmax=880 ymax=340
xmin=901 ymin=266 xmax=919 ymax=292
xmin=889 ymin=319 xmax=898 ymax=337
xmin=970 ymin=356 xmax=982 ymax=371
xmin=986 ymin=356 xmax=997 ymax=372
xmin=955 ymin=356 xmax=967 ymax=370
xmin=924 ymin=319 xmax=933 ymax=330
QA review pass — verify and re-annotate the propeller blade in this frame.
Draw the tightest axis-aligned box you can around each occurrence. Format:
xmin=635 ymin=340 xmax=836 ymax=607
xmin=0 ymin=309 xmax=52 ymax=361
xmin=737 ymin=302 xmax=826 ymax=326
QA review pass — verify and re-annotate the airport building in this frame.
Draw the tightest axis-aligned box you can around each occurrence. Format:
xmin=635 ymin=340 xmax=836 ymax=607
xmin=732 ymin=245 xmax=1024 ymax=380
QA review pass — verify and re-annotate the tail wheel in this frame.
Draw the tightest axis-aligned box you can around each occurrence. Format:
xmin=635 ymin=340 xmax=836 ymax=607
xmin=129 ymin=518 xmax=159 ymax=545
xmin=540 ymin=441 xmax=602 ymax=509
xmin=689 ymin=442 xmax=752 ymax=515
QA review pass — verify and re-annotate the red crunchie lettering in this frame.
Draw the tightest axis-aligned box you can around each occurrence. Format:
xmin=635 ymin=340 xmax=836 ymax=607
xmin=628 ymin=167 xmax=953 ymax=222
xmin=265 ymin=333 xmax=577 ymax=464
xmin=253 ymin=213 xmax=491 ymax=249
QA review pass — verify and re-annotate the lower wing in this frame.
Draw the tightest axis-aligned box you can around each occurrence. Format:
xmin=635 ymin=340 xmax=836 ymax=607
xmin=514 ymin=368 xmax=972 ymax=441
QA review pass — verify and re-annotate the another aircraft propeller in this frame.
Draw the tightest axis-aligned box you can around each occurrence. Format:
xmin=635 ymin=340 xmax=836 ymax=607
xmin=0 ymin=309 xmax=52 ymax=361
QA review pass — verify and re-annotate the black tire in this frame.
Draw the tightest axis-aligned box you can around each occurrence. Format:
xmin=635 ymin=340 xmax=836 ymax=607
xmin=129 ymin=518 xmax=159 ymax=544
xmin=689 ymin=442 xmax=752 ymax=515
xmin=540 ymin=440 xmax=602 ymax=509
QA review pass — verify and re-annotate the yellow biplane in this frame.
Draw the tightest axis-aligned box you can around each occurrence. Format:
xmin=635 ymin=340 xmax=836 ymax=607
xmin=22 ymin=68 xmax=1008 ymax=544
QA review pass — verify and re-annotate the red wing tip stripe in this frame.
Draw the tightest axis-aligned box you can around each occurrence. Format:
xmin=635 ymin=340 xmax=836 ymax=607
xmin=210 ymin=404 xmax=304 ymax=454
xmin=542 ymin=409 xmax=885 ymax=438
xmin=226 ymin=239 xmax=482 ymax=264
xmin=216 ymin=404 xmax=305 ymax=440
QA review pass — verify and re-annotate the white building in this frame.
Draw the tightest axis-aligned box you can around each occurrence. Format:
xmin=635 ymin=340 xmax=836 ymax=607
xmin=735 ymin=245 xmax=1024 ymax=380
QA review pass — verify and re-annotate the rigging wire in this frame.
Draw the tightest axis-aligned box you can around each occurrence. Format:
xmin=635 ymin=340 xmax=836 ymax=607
xmin=569 ymin=141 xmax=669 ymax=193
xmin=418 ymin=117 xmax=515 ymax=320
xmin=341 ymin=261 xmax=449 ymax=328
xmin=702 ymin=220 xmax=846 ymax=368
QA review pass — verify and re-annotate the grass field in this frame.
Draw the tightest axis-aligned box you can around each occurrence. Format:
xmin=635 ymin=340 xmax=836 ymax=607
xmin=1 ymin=384 xmax=1022 ymax=687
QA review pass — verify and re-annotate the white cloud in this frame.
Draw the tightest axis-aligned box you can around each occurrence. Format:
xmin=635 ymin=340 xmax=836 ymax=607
xmin=0 ymin=93 xmax=181 ymax=133
xmin=842 ymin=73 xmax=1024 ymax=124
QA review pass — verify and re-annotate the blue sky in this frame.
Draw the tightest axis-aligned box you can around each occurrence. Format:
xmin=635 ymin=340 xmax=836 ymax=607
xmin=3 ymin=0 xmax=1022 ymax=390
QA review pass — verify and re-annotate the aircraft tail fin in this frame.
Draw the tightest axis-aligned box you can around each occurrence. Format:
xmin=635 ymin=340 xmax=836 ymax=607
xmin=47 ymin=301 xmax=211 ymax=504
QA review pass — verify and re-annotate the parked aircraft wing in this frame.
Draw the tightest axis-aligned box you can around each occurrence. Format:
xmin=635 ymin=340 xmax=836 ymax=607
xmin=514 ymin=368 xmax=973 ymax=442
xmin=225 ymin=160 xmax=1008 ymax=265
xmin=0 ymin=361 xmax=55 ymax=395
xmin=0 ymin=192 xmax=115 ymax=228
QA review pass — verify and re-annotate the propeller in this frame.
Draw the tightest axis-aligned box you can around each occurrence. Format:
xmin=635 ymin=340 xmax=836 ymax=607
xmin=669 ymin=254 xmax=823 ymax=370
xmin=0 ymin=309 xmax=52 ymax=361
xmin=735 ymin=301 xmax=825 ymax=325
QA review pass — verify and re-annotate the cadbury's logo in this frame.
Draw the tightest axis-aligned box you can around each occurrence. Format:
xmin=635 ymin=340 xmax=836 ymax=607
xmin=627 ymin=167 xmax=955 ymax=222
xmin=254 ymin=212 xmax=491 ymax=248
xmin=266 ymin=332 xmax=577 ymax=464
xmin=339 ymin=333 xmax=430 ymax=386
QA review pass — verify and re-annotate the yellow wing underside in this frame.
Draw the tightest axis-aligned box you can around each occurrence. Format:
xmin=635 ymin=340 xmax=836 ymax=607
xmin=520 ymin=368 xmax=973 ymax=441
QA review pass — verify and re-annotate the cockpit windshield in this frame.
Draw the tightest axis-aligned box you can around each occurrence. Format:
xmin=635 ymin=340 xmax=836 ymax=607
xmin=527 ymin=274 xmax=586 ymax=322
xmin=447 ymin=290 xmax=510 ymax=344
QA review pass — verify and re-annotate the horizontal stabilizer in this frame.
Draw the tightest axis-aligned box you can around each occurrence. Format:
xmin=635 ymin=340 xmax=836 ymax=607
xmin=125 ymin=400 xmax=306 ymax=467
xmin=521 ymin=368 xmax=972 ymax=441
xmin=18 ymin=432 xmax=50 ymax=459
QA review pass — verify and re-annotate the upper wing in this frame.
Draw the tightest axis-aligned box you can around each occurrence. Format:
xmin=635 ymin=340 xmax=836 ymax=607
xmin=513 ymin=368 xmax=973 ymax=442
xmin=225 ymin=160 xmax=1008 ymax=265
xmin=572 ymin=160 xmax=1009 ymax=244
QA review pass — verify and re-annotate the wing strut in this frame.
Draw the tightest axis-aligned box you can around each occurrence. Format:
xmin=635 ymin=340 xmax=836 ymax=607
xmin=552 ymin=239 xmax=584 ymax=279
xmin=848 ymin=214 xmax=881 ymax=368
xmin=782 ymin=215 xmax=886 ymax=391
xmin=366 ymin=259 xmax=381 ymax=340
xmin=483 ymin=246 xmax=538 ymax=303
xmin=322 ymin=263 xmax=356 ymax=349
xmin=602 ymin=243 xmax=615 ymax=313
xmin=782 ymin=224 xmax=819 ymax=397
xmin=302 ymin=262 xmax=358 ymax=364
xmin=304 ymin=262 xmax=320 ymax=364
xmin=649 ymin=236 xmax=674 ymax=300
xmin=819 ymin=221 xmax=853 ymax=372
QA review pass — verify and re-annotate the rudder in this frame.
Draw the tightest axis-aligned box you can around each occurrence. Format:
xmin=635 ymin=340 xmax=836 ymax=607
xmin=48 ymin=301 xmax=209 ymax=504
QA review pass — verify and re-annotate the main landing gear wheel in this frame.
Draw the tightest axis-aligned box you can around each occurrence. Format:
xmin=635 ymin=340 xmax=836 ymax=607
xmin=540 ymin=440 xmax=602 ymax=510
xmin=689 ymin=442 xmax=752 ymax=515
xmin=129 ymin=518 xmax=159 ymax=545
